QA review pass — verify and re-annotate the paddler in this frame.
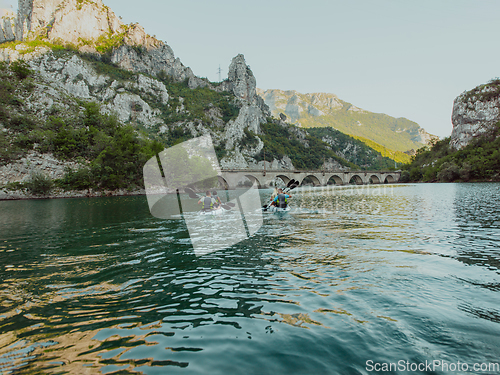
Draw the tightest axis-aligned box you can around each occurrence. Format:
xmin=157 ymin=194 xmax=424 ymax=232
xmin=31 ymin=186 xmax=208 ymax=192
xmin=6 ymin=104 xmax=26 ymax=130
xmin=212 ymin=190 xmax=222 ymax=208
xmin=269 ymin=187 xmax=279 ymax=207
xmin=272 ymin=188 xmax=292 ymax=209
xmin=198 ymin=191 xmax=217 ymax=211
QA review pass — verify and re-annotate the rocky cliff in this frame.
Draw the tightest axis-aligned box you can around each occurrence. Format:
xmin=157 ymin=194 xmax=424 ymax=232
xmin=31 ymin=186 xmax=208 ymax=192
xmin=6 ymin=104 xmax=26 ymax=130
xmin=0 ymin=0 xmax=279 ymax=169
xmin=218 ymin=54 xmax=270 ymax=153
xmin=257 ymin=89 xmax=436 ymax=152
xmin=0 ymin=51 xmax=279 ymax=182
xmin=450 ymin=79 xmax=500 ymax=149
xmin=5 ymin=0 xmax=206 ymax=87
xmin=16 ymin=0 xmax=121 ymax=42
xmin=402 ymin=79 xmax=500 ymax=183
xmin=0 ymin=0 xmax=399 ymax=198
xmin=0 ymin=0 xmax=292 ymax=193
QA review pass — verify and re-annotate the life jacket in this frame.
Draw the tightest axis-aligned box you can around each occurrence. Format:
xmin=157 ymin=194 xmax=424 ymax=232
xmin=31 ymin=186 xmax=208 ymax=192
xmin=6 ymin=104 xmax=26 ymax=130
xmin=202 ymin=197 xmax=213 ymax=209
xmin=277 ymin=193 xmax=287 ymax=208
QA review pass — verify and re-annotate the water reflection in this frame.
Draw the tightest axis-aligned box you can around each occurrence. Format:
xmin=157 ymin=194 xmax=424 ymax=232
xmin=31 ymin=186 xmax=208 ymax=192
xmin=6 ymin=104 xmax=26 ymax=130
xmin=1 ymin=185 xmax=500 ymax=374
xmin=451 ymin=183 xmax=500 ymax=270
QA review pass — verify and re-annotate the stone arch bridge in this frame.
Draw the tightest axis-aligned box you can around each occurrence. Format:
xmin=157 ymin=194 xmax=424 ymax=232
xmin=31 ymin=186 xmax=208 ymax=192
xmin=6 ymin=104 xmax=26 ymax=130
xmin=218 ymin=169 xmax=401 ymax=190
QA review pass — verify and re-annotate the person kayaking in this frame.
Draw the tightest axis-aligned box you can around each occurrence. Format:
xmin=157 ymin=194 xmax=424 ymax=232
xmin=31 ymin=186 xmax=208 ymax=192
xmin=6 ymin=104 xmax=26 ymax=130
xmin=198 ymin=191 xmax=218 ymax=211
xmin=269 ymin=187 xmax=279 ymax=207
xmin=272 ymin=188 xmax=292 ymax=209
xmin=212 ymin=190 xmax=222 ymax=208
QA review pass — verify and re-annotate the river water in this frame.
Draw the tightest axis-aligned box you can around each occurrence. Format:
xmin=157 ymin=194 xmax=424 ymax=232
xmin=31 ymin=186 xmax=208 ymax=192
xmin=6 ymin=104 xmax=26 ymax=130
xmin=0 ymin=183 xmax=499 ymax=374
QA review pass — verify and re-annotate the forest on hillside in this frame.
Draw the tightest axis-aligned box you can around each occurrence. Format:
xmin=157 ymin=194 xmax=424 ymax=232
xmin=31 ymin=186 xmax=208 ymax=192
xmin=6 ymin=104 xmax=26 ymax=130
xmin=400 ymin=123 xmax=500 ymax=183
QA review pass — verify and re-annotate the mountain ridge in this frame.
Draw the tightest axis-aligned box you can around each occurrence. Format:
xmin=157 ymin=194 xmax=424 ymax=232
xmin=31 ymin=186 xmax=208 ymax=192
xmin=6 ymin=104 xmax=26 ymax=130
xmin=257 ymin=88 xmax=436 ymax=152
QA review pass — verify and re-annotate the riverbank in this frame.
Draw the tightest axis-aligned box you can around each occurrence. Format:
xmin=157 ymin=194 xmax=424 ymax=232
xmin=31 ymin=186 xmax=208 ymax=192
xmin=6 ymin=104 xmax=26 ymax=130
xmin=0 ymin=187 xmax=147 ymax=200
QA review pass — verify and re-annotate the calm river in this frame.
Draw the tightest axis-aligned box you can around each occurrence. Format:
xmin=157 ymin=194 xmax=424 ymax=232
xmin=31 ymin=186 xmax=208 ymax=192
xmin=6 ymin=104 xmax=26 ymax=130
xmin=0 ymin=183 xmax=499 ymax=374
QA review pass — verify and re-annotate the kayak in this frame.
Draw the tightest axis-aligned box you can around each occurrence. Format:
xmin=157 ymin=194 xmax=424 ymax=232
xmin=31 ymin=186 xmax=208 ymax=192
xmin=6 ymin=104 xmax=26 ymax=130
xmin=199 ymin=207 xmax=225 ymax=216
xmin=263 ymin=206 xmax=291 ymax=213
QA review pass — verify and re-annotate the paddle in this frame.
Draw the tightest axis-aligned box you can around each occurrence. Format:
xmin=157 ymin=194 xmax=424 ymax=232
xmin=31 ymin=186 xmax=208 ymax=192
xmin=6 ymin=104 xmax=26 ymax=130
xmin=185 ymin=187 xmax=200 ymax=199
xmin=262 ymin=179 xmax=296 ymax=211
xmin=284 ymin=181 xmax=299 ymax=192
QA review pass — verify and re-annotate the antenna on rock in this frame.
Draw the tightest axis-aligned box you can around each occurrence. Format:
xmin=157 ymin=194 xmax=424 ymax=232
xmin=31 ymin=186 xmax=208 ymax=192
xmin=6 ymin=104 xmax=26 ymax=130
xmin=217 ymin=65 xmax=222 ymax=82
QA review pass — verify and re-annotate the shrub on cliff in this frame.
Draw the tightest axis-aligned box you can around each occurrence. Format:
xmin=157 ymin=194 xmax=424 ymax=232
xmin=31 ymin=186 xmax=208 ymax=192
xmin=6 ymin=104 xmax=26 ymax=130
xmin=423 ymin=166 xmax=438 ymax=182
xmin=459 ymin=163 xmax=472 ymax=181
xmin=155 ymin=74 xmax=240 ymax=127
xmin=437 ymin=162 xmax=459 ymax=182
xmin=399 ymin=170 xmax=410 ymax=183
xmin=409 ymin=167 xmax=422 ymax=181
xmin=10 ymin=60 xmax=33 ymax=80
xmin=27 ymin=170 xmax=54 ymax=195
xmin=61 ymin=166 xmax=93 ymax=190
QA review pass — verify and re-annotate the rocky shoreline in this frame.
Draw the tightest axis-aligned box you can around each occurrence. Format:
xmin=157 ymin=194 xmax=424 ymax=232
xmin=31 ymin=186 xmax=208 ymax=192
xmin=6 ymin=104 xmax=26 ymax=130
xmin=0 ymin=187 xmax=147 ymax=201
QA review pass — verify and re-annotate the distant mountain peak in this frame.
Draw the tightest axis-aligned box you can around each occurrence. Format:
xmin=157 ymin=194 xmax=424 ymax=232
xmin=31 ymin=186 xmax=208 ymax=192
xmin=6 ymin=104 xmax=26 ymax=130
xmin=257 ymin=88 xmax=436 ymax=152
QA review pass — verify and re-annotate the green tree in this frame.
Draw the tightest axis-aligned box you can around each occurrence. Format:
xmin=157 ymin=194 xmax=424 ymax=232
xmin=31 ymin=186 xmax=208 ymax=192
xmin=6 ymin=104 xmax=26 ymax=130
xmin=27 ymin=170 xmax=53 ymax=195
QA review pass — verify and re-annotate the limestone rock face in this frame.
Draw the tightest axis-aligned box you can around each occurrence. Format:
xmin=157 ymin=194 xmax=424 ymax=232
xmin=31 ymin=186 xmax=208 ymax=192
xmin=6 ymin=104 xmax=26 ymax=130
xmin=413 ymin=127 xmax=436 ymax=145
xmin=0 ymin=44 xmax=51 ymax=63
xmin=13 ymin=0 xmax=202 ymax=87
xmin=451 ymin=85 xmax=500 ymax=149
xmin=28 ymin=52 xmax=168 ymax=127
xmin=219 ymin=150 xmax=294 ymax=170
xmin=0 ymin=49 xmax=178 ymax=186
xmin=219 ymin=54 xmax=269 ymax=113
xmin=0 ymin=152 xmax=81 ymax=185
xmin=49 ymin=0 xmax=121 ymax=44
xmin=226 ymin=54 xmax=257 ymax=102
xmin=2 ymin=17 xmax=15 ymax=41
xmin=224 ymin=105 xmax=265 ymax=150
xmin=219 ymin=54 xmax=271 ymax=152
xmin=111 ymin=43 xmax=197 ymax=84
xmin=108 ymin=24 xmax=208 ymax=87
xmin=17 ymin=0 xmax=123 ymax=43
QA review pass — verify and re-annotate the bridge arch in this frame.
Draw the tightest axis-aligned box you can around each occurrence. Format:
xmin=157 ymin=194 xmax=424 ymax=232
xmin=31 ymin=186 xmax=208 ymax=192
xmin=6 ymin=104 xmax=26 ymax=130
xmin=217 ymin=176 xmax=229 ymax=190
xmin=384 ymin=175 xmax=395 ymax=184
xmin=369 ymin=175 xmax=381 ymax=184
xmin=243 ymin=174 xmax=262 ymax=188
xmin=275 ymin=174 xmax=292 ymax=186
xmin=349 ymin=175 xmax=363 ymax=185
xmin=301 ymin=175 xmax=322 ymax=187
xmin=327 ymin=175 xmax=344 ymax=185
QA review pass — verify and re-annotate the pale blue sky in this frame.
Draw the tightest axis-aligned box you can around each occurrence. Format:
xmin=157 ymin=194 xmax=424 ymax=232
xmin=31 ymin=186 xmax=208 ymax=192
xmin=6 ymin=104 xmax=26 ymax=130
xmin=8 ymin=0 xmax=500 ymax=137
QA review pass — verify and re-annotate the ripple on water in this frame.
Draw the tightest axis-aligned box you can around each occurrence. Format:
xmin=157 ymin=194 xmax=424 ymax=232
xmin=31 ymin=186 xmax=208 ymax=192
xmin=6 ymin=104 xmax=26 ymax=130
xmin=0 ymin=186 xmax=500 ymax=373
